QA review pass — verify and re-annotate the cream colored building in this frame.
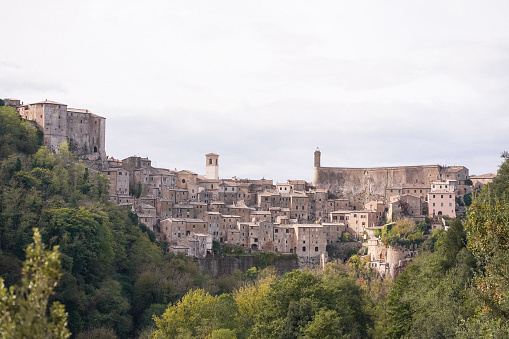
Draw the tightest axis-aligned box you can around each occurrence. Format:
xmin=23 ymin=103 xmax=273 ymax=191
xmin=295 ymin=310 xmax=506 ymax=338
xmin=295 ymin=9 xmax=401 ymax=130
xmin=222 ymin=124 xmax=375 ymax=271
xmin=292 ymin=224 xmax=327 ymax=259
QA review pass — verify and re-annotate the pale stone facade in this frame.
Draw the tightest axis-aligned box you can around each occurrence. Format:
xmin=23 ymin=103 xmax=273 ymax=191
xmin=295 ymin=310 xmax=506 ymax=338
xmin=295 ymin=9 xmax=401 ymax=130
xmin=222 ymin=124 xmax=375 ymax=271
xmin=313 ymin=151 xmax=469 ymax=208
xmin=388 ymin=194 xmax=422 ymax=221
xmin=470 ymin=173 xmax=496 ymax=190
xmin=293 ymin=224 xmax=327 ymax=260
xmin=205 ymin=153 xmax=219 ymax=180
xmin=17 ymin=100 xmax=106 ymax=164
xmin=103 ymin=168 xmax=129 ymax=198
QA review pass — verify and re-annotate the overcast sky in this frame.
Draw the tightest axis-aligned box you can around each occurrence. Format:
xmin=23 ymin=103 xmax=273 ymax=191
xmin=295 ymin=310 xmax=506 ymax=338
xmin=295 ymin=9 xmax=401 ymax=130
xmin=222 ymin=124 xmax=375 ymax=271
xmin=2 ymin=1 xmax=509 ymax=182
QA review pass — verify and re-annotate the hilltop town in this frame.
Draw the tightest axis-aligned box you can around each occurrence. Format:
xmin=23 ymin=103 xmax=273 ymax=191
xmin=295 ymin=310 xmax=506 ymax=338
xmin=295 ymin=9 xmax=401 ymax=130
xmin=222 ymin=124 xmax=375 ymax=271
xmin=4 ymin=98 xmax=497 ymax=274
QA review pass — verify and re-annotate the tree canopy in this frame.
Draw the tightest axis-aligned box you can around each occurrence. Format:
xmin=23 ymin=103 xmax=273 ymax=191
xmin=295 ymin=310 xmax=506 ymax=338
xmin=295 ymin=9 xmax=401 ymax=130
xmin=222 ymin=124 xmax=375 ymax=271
xmin=0 ymin=228 xmax=70 ymax=339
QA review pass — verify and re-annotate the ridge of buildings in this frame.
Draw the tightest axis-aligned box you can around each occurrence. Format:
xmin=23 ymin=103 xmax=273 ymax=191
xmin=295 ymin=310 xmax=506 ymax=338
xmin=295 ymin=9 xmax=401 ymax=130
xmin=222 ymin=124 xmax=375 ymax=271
xmin=5 ymin=98 xmax=497 ymax=271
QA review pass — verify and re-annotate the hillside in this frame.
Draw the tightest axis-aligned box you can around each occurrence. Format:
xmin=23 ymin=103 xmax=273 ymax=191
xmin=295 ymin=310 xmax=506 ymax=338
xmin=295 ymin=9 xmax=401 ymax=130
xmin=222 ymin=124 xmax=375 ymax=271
xmin=2 ymin=104 xmax=509 ymax=338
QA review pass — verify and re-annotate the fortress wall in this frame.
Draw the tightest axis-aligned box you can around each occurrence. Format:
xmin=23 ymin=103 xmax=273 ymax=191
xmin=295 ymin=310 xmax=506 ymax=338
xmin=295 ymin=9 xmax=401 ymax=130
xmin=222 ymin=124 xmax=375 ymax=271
xmin=314 ymin=165 xmax=441 ymax=207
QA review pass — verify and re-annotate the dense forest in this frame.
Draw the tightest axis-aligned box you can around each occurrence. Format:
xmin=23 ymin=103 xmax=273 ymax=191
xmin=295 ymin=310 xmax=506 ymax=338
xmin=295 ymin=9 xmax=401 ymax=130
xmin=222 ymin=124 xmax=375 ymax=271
xmin=1 ymin=104 xmax=509 ymax=338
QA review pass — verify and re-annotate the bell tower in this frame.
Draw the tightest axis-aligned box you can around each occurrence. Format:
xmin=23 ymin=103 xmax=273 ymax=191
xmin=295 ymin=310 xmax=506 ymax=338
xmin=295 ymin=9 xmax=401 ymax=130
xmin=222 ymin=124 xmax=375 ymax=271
xmin=205 ymin=153 xmax=219 ymax=180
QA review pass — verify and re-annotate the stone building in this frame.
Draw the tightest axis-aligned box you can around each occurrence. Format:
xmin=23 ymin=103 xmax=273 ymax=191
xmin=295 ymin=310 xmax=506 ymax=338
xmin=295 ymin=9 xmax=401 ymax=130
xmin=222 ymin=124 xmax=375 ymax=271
xmin=160 ymin=218 xmax=207 ymax=241
xmin=16 ymin=100 xmax=106 ymax=165
xmin=388 ymin=194 xmax=422 ymax=221
xmin=292 ymin=224 xmax=327 ymax=267
xmin=168 ymin=233 xmax=212 ymax=258
xmin=306 ymin=188 xmax=328 ymax=221
xmin=470 ymin=173 xmax=496 ymax=190
xmin=258 ymin=192 xmax=281 ymax=210
xmin=103 ymin=168 xmax=129 ymax=199
xmin=288 ymin=192 xmax=309 ymax=221
xmin=367 ymin=238 xmax=417 ymax=277
xmin=322 ymin=222 xmax=347 ymax=244
xmin=313 ymin=149 xmax=469 ymax=208
xmin=273 ymin=225 xmax=295 ymax=253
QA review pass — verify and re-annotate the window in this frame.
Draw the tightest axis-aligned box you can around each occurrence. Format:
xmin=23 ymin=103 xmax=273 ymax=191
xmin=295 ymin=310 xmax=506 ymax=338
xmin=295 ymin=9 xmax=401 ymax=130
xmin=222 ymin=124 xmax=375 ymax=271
xmin=302 ymin=247 xmax=306 ymax=252
xmin=315 ymin=247 xmax=318 ymax=252
xmin=449 ymin=203 xmax=452 ymax=206
xmin=433 ymin=203 xmax=435 ymax=206
xmin=441 ymin=203 xmax=443 ymax=207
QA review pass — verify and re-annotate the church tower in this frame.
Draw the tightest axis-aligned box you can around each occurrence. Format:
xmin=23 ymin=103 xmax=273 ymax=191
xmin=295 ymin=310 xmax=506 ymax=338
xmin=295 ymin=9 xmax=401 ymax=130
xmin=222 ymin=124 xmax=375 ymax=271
xmin=205 ymin=153 xmax=219 ymax=180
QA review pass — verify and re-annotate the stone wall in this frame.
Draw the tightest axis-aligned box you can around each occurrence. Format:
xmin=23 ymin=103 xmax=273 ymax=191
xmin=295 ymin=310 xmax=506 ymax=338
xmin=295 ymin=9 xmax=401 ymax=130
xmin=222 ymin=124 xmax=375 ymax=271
xmin=196 ymin=255 xmax=299 ymax=277
xmin=314 ymin=165 xmax=442 ymax=208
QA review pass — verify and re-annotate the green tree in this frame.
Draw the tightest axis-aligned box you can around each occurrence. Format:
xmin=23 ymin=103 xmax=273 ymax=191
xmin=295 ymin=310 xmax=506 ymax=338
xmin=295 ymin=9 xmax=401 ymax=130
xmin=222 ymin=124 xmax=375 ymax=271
xmin=153 ymin=289 xmax=236 ymax=338
xmin=252 ymin=270 xmax=370 ymax=339
xmin=0 ymin=228 xmax=70 ymax=338
xmin=384 ymin=222 xmax=476 ymax=338
xmin=301 ymin=309 xmax=344 ymax=339
xmin=233 ymin=273 xmax=275 ymax=336
xmin=464 ymin=153 xmax=509 ymax=319
xmin=0 ymin=106 xmax=41 ymax=158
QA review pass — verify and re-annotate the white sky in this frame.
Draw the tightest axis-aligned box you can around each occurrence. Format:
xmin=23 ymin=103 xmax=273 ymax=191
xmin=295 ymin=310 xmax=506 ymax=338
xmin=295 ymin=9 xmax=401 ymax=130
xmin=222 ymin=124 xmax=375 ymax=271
xmin=2 ymin=1 xmax=509 ymax=182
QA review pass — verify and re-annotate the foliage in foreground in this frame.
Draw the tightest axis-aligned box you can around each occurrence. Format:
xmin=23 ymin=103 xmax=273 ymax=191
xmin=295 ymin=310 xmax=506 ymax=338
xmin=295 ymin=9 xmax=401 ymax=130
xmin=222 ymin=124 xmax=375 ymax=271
xmin=153 ymin=267 xmax=374 ymax=339
xmin=0 ymin=228 xmax=70 ymax=339
xmin=384 ymin=153 xmax=509 ymax=338
xmin=0 ymin=107 xmax=215 ymax=337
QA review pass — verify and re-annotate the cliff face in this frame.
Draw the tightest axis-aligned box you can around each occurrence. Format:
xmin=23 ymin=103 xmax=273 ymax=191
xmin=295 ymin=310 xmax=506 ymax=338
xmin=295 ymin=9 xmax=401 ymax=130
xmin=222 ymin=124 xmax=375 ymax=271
xmin=314 ymin=165 xmax=442 ymax=207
